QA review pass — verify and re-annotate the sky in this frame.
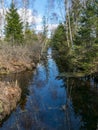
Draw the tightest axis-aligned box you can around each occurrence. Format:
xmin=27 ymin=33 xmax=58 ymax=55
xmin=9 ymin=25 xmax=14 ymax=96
xmin=0 ymin=0 xmax=65 ymax=37
xmin=32 ymin=0 xmax=65 ymax=35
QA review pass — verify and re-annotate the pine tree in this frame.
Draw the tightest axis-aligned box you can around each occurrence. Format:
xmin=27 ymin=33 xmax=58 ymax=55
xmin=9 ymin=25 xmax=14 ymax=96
xmin=5 ymin=2 xmax=23 ymax=44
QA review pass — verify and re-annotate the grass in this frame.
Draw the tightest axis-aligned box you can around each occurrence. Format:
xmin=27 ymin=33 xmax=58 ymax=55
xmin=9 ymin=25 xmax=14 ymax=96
xmin=0 ymin=81 xmax=21 ymax=121
xmin=0 ymin=40 xmax=42 ymax=74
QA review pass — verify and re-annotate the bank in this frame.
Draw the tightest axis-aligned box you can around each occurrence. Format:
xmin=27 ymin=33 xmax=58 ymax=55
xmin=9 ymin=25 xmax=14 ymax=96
xmin=0 ymin=42 xmax=42 ymax=74
xmin=0 ymin=41 xmax=43 ymax=121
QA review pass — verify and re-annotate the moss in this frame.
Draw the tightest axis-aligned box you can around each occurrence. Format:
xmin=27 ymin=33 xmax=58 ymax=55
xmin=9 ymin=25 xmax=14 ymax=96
xmin=58 ymin=72 xmax=90 ymax=78
xmin=0 ymin=101 xmax=3 ymax=113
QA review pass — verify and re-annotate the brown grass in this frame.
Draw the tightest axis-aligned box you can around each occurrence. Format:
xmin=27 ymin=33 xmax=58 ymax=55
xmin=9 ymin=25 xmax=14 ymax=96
xmin=0 ymin=41 xmax=42 ymax=73
xmin=0 ymin=81 xmax=21 ymax=121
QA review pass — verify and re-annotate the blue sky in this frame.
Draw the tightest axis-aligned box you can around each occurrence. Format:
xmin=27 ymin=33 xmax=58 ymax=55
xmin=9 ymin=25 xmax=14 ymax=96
xmin=33 ymin=0 xmax=47 ymax=15
xmin=32 ymin=0 xmax=65 ymax=34
xmin=0 ymin=0 xmax=65 ymax=35
xmin=33 ymin=0 xmax=65 ymax=23
xmin=3 ymin=0 xmax=65 ymax=25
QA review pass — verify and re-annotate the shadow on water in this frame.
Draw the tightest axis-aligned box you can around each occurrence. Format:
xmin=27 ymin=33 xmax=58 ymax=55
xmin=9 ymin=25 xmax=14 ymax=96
xmin=0 ymin=48 xmax=98 ymax=130
xmin=63 ymin=77 xmax=98 ymax=130
xmin=0 ymin=71 xmax=33 ymax=107
xmin=53 ymin=49 xmax=98 ymax=130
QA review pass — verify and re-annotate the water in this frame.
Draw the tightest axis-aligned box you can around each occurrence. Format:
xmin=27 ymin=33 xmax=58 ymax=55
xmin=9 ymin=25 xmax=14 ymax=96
xmin=0 ymin=48 xmax=98 ymax=130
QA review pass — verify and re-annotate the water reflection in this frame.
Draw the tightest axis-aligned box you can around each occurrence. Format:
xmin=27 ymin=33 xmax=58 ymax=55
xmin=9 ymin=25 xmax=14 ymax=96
xmin=0 ymin=48 xmax=67 ymax=130
xmin=0 ymin=71 xmax=33 ymax=109
xmin=53 ymin=50 xmax=98 ymax=130
xmin=67 ymin=78 xmax=98 ymax=130
xmin=0 ymin=48 xmax=98 ymax=130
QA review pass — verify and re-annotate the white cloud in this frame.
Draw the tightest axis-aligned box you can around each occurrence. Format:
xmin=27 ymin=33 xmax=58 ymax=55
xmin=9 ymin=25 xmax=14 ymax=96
xmin=18 ymin=8 xmax=42 ymax=26
xmin=36 ymin=24 xmax=43 ymax=31
xmin=17 ymin=8 xmax=58 ymax=32
xmin=48 ymin=24 xmax=58 ymax=31
xmin=35 ymin=23 xmax=58 ymax=32
xmin=0 ymin=8 xmax=58 ymax=35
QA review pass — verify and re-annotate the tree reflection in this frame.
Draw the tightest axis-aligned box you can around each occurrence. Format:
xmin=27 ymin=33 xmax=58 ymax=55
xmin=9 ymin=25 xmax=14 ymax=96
xmin=54 ymin=52 xmax=98 ymax=130
xmin=66 ymin=77 xmax=98 ymax=130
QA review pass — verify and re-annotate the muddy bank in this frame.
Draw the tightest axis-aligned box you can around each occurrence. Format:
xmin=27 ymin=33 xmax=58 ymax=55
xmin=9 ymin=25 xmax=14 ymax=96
xmin=0 ymin=81 xmax=21 ymax=121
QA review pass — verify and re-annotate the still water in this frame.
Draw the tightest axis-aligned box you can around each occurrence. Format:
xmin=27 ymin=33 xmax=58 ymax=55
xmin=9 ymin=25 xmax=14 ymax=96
xmin=0 ymin=48 xmax=98 ymax=130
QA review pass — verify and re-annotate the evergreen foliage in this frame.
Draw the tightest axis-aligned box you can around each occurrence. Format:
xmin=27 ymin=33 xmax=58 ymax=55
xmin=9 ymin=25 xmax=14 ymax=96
xmin=73 ymin=0 xmax=98 ymax=71
xmin=5 ymin=2 xmax=23 ymax=44
xmin=51 ymin=23 xmax=67 ymax=52
xmin=51 ymin=0 xmax=98 ymax=73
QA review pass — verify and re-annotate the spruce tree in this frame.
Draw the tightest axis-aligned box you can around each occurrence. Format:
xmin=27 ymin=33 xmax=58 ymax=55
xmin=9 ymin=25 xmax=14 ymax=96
xmin=51 ymin=23 xmax=67 ymax=52
xmin=5 ymin=2 xmax=23 ymax=44
xmin=73 ymin=0 xmax=98 ymax=71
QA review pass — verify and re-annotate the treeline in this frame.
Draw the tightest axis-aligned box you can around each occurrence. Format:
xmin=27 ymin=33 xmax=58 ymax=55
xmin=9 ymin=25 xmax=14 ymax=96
xmin=51 ymin=0 xmax=98 ymax=74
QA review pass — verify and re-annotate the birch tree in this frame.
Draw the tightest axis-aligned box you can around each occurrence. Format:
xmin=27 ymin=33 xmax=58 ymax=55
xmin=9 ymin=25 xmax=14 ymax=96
xmin=0 ymin=0 xmax=5 ymax=38
xmin=65 ymin=0 xmax=73 ymax=47
xmin=22 ymin=0 xmax=29 ymax=35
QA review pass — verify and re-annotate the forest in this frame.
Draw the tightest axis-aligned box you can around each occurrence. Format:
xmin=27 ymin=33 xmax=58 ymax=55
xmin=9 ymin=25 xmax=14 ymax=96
xmin=0 ymin=0 xmax=97 ymax=75
xmin=0 ymin=0 xmax=98 ymax=130
xmin=51 ymin=0 xmax=98 ymax=75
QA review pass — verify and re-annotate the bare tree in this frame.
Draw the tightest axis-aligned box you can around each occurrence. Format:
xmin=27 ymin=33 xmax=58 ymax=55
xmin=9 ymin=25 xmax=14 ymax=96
xmin=0 ymin=0 xmax=5 ymax=39
xmin=65 ymin=0 xmax=73 ymax=47
xmin=22 ymin=0 xmax=29 ymax=35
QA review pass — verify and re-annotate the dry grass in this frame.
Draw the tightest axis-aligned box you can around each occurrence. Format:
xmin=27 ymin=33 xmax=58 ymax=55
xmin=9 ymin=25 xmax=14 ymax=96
xmin=0 ymin=81 xmax=21 ymax=121
xmin=0 ymin=41 xmax=42 ymax=73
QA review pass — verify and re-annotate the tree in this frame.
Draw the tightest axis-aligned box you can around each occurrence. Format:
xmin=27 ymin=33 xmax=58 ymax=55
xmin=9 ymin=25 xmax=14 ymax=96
xmin=0 ymin=0 xmax=4 ymax=38
xmin=52 ymin=0 xmax=98 ymax=73
xmin=73 ymin=0 xmax=98 ymax=71
xmin=51 ymin=23 xmax=67 ymax=52
xmin=42 ymin=16 xmax=48 ymax=38
xmin=65 ymin=0 xmax=74 ymax=48
xmin=5 ymin=2 xmax=23 ymax=44
xmin=70 ymin=0 xmax=81 ymax=38
xmin=22 ymin=0 xmax=29 ymax=35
